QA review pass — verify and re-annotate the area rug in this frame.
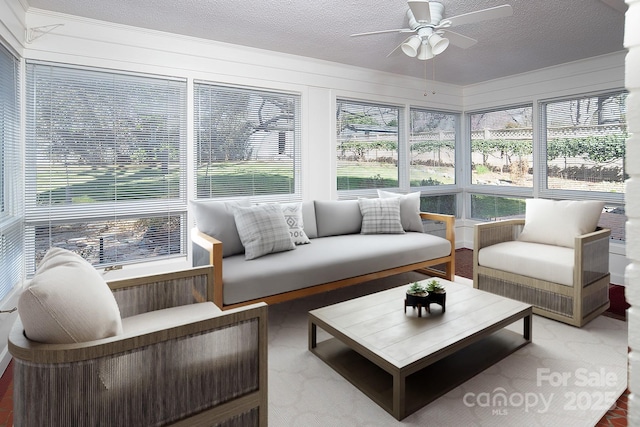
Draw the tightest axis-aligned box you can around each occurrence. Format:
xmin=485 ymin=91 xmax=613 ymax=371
xmin=268 ymin=273 xmax=628 ymax=426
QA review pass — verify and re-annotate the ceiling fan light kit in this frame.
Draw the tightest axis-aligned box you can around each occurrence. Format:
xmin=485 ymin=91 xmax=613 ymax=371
xmin=351 ymin=0 xmax=513 ymax=61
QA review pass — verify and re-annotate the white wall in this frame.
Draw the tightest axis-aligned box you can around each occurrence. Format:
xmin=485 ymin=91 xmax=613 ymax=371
xmin=625 ymin=0 xmax=640 ymax=422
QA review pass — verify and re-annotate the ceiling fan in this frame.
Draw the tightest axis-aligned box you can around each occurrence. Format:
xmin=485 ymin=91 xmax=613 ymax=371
xmin=350 ymin=0 xmax=513 ymax=60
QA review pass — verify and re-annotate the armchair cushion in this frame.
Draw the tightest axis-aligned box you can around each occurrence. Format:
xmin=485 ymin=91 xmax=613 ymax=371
xmin=17 ymin=248 xmax=123 ymax=344
xmin=517 ymin=199 xmax=605 ymax=248
xmin=478 ymin=240 xmax=575 ymax=286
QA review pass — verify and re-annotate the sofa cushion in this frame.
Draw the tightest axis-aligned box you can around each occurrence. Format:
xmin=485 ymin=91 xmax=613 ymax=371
xmin=281 ymin=202 xmax=311 ymax=245
xmin=517 ymin=199 xmax=605 ymax=248
xmin=478 ymin=240 xmax=575 ymax=286
xmin=358 ymin=197 xmax=405 ymax=234
xmin=191 ymin=198 xmax=250 ymax=257
xmin=314 ymin=200 xmax=362 ymax=237
xmin=301 ymin=201 xmax=318 ymax=239
xmin=377 ymin=190 xmax=423 ymax=232
xmin=221 ymin=232 xmax=451 ymax=305
xmin=234 ymin=204 xmax=296 ymax=260
xmin=18 ymin=248 xmax=123 ymax=344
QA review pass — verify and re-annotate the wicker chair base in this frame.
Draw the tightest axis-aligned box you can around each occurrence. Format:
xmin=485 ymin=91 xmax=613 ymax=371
xmin=476 ymin=268 xmax=610 ymax=327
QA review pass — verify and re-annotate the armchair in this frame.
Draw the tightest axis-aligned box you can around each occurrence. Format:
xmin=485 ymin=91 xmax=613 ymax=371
xmin=473 ymin=202 xmax=611 ymax=328
xmin=9 ymin=263 xmax=268 ymax=426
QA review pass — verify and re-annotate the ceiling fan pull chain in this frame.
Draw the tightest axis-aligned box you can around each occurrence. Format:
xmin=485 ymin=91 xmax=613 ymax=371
xmin=424 ymin=59 xmax=429 ymax=96
xmin=432 ymin=57 xmax=436 ymax=94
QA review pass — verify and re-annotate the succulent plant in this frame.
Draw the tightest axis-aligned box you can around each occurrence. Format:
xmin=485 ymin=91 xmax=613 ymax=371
xmin=407 ymin=282 xmax=427 ymax=295
xmin=425 ymin=279 xmax=445 ymax=293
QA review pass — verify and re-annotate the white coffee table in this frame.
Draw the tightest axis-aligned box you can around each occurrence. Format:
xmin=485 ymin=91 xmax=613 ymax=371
xmin=308 ymin=279 xmax=532 ymax=420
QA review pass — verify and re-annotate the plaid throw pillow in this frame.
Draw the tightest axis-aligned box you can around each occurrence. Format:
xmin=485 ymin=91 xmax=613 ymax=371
xmin=233 ymin=204 xmax=296 ymax=260
xmin=358 ymin=197 xmax=405 ymax=234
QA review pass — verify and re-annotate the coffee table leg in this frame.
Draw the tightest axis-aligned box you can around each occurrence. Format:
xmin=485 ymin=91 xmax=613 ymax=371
xmin=309 ymin=320 xmax=317 ymax=350
xmin=523 ymin=313 xmax=532 ymax=342
xmin=392 ymin=372 xmax=405 ymax=420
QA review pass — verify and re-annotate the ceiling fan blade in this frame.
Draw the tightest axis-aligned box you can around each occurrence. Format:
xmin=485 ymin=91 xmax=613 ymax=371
xmin=387 ymin=37 xmax=413 ymax=57
xmin=447 ymin=4 xmax=513 ymax=27
xmin=599 ymin=0 xmax=628 ymax=13
xmin=408 ymin=0 xmax=431 ymax=22
xmin=441 ymin=30 xmax=477 ymax=49
xmin=350 ymin=28 xmax=414 ymax=37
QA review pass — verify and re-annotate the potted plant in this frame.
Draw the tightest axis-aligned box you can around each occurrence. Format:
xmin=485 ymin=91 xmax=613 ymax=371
xmin=425 ymin=279 xmax=446 ymax=312
xmin=405 ymin=282 xmax=429 ymax=309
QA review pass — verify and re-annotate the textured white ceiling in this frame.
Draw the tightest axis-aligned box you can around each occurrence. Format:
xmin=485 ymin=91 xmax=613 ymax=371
xmin=25 ymin=0 xmax=626 ymax=85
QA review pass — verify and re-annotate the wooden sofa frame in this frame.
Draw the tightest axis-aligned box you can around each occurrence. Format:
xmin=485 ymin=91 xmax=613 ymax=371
xmin=192 ymin=212 xmax=456 ymax=310
xmin=473 ymin=219 xmax=611 ymax=327
xmin=9 ymin=266 xmax=268 ymax=426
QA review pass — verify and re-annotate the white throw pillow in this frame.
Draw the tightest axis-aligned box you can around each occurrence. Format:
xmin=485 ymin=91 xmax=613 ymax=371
xmin=358 ymin=197 xmax=405 ymax=235
xmin=281 ymin=202 xmax=311 ymax=245
xmin=234 ymin=204 xmax=296 ymax=260
xmin=18 ymin=248 xmax=123 ymax=344
xmin=517 ymin=199 xmax=605 ymax=248
xmin=377 ymin=190 xmax=423 ymax=232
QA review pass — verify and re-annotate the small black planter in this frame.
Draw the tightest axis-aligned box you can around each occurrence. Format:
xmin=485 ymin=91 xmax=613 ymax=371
xmin=405 ymin=292 xmax=430 ymax=317
xmin=428 ymin=291 xmax=446 ymax=313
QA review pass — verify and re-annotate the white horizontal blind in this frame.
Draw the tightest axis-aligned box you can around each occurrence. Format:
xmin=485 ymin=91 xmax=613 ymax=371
xmin=336 ymin=99 xmax=401 ymax=193
xmin=194 ymin=82 xmax=302 ymax=202
xmin=542 ymin=91 xmax=627 ymax=194
xmin=25 ymin=62 xmax=187 ymax=273
xmin=0 ymin=43 xmax=22 ymax=299
xmin=409 ymin=108 xmax=457 ymax=187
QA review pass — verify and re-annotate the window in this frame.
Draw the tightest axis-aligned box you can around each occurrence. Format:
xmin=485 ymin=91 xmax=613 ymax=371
xmin=470 ymin=106 xmax=533 ymax=188
xmin=470 ymin=194 xmax=526 ymax=221
xmin=25 ymin=63 xmax=187 ymax=273
xmin=542 ymin=91 xmax=626 ymax=194
xmin=0 ymin=44 xmax=22 ymax=299
xmin=410 ymin=108 xmax=456 ymax=187
xmin=194 ymin=83 xmax=301 ymax=201
xmin=420 ymin=194 xmax=456 ymax=216
xmin=336 ymin=100 xmax=401 ymax=192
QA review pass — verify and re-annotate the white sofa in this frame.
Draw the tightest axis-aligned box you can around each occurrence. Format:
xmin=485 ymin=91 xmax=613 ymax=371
xmin=191 ymin=196 xmax=455 ymax=309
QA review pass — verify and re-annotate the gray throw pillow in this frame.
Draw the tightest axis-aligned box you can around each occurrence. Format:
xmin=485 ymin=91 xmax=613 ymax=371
xmin=190 ymin=199 xmax=250 ymax=257
xmin=358 ymin=197 xmax=405 ymax=234
xmin=233 ymin=204 xmax=296 ymax=260
xmin=377 ymin=190 xmax=424 ymax=232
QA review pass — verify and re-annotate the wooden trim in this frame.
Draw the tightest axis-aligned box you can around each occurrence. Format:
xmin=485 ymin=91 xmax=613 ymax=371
xmin=192 ymin=229 xmax=224 ymax=307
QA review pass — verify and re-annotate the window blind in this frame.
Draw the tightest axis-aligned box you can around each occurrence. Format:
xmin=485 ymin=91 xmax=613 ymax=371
xmin=336 ymin=99 xmax=401 ymax=193
xmin=194 ymin=82 xmax=302 ymax=202
xmin=0 ymin=43 xmax=22 ymax=299
xmin=25 ymin=62 xmax=187 ymax=273
xmin=409 ymin=108 xmax=457 ymax=187
xmin=542 ymin=91 xmax=627 ymax=194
